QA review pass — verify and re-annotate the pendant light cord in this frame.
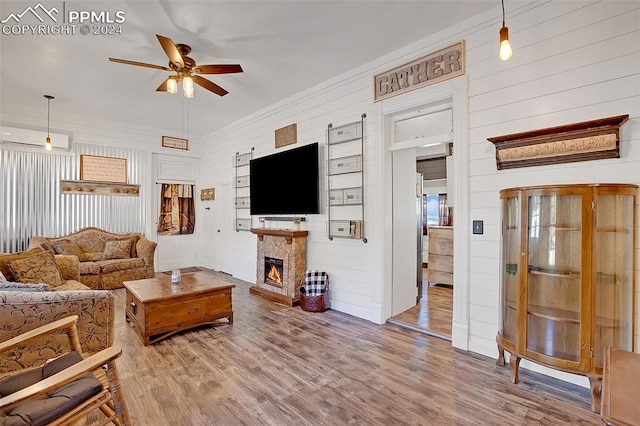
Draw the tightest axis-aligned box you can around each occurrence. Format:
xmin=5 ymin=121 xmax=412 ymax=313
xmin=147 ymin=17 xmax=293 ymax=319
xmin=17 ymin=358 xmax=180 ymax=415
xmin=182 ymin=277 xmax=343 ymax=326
xmin=181 ymin=96 xmax=190 ymax=141
xmin=47 ymin=98 xmax=50 ymax=137
xmin=502 ymin=0 xmax=506 ymax=27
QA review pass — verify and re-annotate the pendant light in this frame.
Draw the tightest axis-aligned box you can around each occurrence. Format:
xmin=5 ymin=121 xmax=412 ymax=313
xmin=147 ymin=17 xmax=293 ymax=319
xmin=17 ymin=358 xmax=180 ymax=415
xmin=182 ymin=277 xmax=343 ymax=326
xmin=499 ymin=0 xmax=513 ymax=61
xmin=44 ymin=95 xmax=54 ymax=151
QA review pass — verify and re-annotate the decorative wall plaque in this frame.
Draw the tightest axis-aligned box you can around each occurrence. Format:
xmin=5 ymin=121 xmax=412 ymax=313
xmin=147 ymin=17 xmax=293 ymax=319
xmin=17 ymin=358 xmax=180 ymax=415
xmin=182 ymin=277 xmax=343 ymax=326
xmin=487 ymin=115 xmax=629 ymax=170
xmin=374 ymin=40 xmax=465 ymax=102
xmin=200 ymin=188 xmax=215 ymax=201
xmin=80 ymin=155 xmax=127 ymax=183
xmin=275 ymin=123 xmax=297 ymax=148
xmin=162 ymin=136 xmax=189 ymax=150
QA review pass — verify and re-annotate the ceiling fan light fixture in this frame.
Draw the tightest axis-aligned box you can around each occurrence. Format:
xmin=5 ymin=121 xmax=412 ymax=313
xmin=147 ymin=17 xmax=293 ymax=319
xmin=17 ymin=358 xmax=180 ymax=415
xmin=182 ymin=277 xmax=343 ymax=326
xmin=183 ymin=76 xmax=194 ymax=98
xmin=182 ymin=76 xmax=194 ymax=96
xmin=109 ymin=35 xmax=243 ymax=97
xmin=44 ymin=94 xmax=54 ymax=151
xmin=167 ymin=77 xmax=178 ymax=94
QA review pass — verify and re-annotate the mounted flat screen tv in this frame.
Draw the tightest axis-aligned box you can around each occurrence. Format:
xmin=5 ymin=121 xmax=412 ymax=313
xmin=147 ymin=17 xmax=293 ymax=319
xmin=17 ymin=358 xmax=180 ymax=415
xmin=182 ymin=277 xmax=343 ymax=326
xmin=250 ymin=142 xmax=319 ymax=215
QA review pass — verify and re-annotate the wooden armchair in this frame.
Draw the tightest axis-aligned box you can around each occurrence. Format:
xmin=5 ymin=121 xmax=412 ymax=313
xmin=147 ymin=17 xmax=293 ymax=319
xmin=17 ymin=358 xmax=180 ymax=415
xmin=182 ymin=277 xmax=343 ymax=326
xmin=0 ymin=316 xmax=131 ymax=425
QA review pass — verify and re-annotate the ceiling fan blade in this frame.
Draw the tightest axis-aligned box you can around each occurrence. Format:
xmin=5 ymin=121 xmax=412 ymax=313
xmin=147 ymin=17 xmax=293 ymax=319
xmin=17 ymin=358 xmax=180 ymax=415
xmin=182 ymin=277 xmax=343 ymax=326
xmin=156 ymin=78 xmax=169 ymax=92
xmin=109 ymin=58 xmax=171 ymax=71
xmin=156 ymin=34 xmax=185 ymax=68
xmin=193 ymin=64 xmax=243 ymax=75
xmin=192 ymin=75 xmax=228 ymax=97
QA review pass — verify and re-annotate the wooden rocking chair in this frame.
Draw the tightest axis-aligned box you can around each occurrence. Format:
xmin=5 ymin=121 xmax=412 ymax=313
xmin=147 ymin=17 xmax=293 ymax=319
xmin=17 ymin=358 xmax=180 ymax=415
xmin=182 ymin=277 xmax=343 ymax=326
xmin=0 ymin=316 xmax=131 ymax=425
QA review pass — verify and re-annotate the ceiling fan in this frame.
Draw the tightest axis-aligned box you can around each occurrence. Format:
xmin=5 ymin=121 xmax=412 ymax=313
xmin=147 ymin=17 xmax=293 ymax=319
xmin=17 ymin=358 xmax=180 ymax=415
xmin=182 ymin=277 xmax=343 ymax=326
xmin=109 ymin=34 xmax=243 ymax=98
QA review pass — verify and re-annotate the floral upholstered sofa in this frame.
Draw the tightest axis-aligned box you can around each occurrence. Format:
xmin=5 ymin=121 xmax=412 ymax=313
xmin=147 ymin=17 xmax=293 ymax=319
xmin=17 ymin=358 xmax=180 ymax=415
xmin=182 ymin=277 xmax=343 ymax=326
xmin=0 ymin=285 xmax=114 ymax=373
xmin=27 ymin=227 xmax=157 ymax=290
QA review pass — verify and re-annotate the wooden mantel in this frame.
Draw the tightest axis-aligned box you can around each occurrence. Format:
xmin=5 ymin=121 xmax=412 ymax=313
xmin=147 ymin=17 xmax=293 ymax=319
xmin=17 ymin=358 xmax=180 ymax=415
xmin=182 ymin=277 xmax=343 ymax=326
xmin=250 ymin=228 xmax=308 ymax=244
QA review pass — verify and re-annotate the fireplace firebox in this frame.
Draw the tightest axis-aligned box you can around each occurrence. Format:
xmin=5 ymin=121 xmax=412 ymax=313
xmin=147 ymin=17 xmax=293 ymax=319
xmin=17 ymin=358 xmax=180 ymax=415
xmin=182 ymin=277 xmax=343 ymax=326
xmin=264 ymin=256 xmax=284 ymax=287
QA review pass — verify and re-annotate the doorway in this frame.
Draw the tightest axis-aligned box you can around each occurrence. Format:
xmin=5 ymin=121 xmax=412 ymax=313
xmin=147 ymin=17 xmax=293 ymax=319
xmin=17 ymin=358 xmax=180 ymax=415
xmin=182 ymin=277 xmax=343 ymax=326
xmin=380 ymin=78 xmax=470 ymax=350
xmin=388 ymin=156 xmax=453 ymax=339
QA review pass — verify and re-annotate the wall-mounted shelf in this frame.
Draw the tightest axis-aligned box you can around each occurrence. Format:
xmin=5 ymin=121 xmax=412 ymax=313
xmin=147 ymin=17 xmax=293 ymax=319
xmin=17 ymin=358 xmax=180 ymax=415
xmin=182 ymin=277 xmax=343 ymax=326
xmin=233 ymin=149 xmax=254 ymax=231
xmin=327 ymin=114 xmax=366 ymax=243
xmin=60 ymin=180 xmax=140 ymax=197
xmin=487 ymin=114 xmax=629 ymax=170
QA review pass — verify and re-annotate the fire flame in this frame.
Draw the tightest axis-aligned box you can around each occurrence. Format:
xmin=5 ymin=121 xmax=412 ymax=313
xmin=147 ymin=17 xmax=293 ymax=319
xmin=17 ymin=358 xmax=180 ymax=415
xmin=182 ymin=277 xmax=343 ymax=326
xmin=267 ymin=264 xmax=283 ymax=285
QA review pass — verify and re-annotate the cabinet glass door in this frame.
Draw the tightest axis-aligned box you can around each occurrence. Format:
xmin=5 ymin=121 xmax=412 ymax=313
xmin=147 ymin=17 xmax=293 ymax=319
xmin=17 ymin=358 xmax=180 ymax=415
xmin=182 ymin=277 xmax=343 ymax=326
xmin=526 ymin=193 xmax=582 ymax=361
xmin=500 ymin=195 xmax=519 ymax=342
xmin=594 ymin=193 xmax=635 ymax=367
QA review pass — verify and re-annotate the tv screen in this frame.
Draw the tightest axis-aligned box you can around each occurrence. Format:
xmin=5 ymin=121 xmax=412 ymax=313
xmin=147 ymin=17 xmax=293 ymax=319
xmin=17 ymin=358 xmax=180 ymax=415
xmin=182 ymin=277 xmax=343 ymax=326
xmin=249 ymin=142 xmax=319 ymax=215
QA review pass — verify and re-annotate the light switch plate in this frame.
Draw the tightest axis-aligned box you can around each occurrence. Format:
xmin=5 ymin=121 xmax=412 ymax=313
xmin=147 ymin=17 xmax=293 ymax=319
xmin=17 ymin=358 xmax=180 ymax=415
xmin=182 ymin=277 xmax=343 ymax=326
xmin=473 ymin=220 xmax=484 ymax=235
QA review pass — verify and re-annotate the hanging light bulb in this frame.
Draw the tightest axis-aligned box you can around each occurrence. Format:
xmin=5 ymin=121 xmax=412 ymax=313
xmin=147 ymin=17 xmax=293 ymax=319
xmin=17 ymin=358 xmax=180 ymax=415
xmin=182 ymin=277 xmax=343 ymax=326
xmin=167 ymin=77 xmax=178 ymax=94
xmin=44 ymin=95 xmax=54 ymax=151
xmin=499 ymin=0 xmax=512 ymax=61
xmin=183 ymin=76 xmax=194 ymax=98
xmin=499 ymin=27 xmax=512 ymax=61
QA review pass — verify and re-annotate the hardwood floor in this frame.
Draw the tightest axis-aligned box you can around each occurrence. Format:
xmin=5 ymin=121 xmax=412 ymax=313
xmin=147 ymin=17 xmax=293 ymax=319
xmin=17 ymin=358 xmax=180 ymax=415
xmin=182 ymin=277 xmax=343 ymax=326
xmin=83 ymin=270 xmax=600 ymax=425
xmin=387 ymin=268 xmax=453 ymax=339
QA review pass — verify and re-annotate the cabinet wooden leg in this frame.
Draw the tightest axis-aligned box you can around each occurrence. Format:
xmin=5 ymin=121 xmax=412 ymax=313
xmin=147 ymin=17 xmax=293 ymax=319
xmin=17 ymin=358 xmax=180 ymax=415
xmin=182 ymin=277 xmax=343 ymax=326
xmin=496 ymin=345 xmax=505 ymax=366
xmin=509 ymin=354 xmax=521 ymax=384
xmin=588 ymin=376 xmax=602 ymax=414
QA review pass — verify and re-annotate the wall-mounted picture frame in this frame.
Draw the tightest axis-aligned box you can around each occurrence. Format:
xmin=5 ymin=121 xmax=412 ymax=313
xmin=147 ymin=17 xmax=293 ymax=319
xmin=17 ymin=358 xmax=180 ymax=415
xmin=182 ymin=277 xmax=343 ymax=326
xmin=162 ymin=136 xmax=189 ymax=150
xmin=275 ymin=123 xmax=297 ymax=148
xmin=80 ymin=155 xmax=127 ymax=183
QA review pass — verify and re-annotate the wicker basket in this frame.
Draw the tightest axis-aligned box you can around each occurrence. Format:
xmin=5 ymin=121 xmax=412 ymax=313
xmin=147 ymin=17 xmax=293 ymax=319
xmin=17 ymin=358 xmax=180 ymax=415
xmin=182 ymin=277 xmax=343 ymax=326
xmin=300 ymin=291 xmax=329 ymax=312
xmin=299 ymin=273 xmax=329 ymax=312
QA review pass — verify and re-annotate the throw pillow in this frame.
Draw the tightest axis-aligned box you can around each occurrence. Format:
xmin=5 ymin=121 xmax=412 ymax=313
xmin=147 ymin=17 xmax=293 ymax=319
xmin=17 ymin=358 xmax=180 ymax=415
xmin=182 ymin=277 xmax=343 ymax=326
xmin=0 ymin=247 xmax=44 ymax=281
xmin=52 ymin=241 xmax=87 ymax=261
xmin=7 ymin=251 xmax=66 ymax=288
xmin=112 ymin=235 xmax=139 ymax=257
xmin=102 ymin=239 xmax=132 ymax=261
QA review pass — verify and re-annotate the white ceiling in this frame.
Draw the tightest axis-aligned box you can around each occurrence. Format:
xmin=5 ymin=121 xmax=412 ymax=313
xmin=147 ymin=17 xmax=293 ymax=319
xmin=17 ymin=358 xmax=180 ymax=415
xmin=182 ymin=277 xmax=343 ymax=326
xmin=0 ymin=1 xmax=498 ymax=138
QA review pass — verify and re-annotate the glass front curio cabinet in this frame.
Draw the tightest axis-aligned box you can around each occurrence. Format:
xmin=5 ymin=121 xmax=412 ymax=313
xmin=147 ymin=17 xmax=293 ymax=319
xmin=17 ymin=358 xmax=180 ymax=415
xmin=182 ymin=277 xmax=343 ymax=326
xmin=496 ymin=183 xmax=637 ymax=413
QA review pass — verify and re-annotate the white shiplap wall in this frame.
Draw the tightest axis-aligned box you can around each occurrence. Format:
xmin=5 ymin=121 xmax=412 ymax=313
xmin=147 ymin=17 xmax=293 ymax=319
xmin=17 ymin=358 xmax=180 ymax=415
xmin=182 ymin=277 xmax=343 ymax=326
xmin=199 ymin=0 xmax=640 ymax=385
xmin=466 ymin=0 xmax=640 ymax=385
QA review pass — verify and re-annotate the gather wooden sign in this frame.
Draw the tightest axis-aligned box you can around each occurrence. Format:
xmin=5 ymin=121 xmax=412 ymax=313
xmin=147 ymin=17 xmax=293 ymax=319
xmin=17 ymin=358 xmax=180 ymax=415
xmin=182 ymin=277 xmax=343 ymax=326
xmin=374 ymin=40 xmax=465 ymax=102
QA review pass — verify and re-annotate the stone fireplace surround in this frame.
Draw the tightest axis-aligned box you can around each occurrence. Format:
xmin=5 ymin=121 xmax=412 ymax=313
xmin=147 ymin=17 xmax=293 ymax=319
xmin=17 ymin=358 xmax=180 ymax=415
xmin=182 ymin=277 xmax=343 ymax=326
xmin=250 ymin=228 xmax=308 ymax=307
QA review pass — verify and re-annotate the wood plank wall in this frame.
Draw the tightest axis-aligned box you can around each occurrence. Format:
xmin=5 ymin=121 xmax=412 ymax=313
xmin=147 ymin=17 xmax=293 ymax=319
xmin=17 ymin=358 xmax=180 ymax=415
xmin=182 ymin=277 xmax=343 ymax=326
xmin=199 ymin=0 xmax=640 ymax=386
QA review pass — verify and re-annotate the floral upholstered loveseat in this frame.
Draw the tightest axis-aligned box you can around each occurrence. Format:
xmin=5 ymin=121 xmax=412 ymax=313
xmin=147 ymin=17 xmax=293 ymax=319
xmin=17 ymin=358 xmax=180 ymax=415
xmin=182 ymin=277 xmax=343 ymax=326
xmin=28 ymin=227 xmax=157 ymax=290
xmin=0 ymin=285 xmax=114 ymax=372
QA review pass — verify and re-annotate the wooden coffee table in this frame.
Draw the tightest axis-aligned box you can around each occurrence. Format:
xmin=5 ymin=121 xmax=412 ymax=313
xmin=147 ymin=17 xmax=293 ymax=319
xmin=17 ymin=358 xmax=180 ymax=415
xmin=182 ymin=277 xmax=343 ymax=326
xmin=123 ymin=272 xmax=235 ymax=345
